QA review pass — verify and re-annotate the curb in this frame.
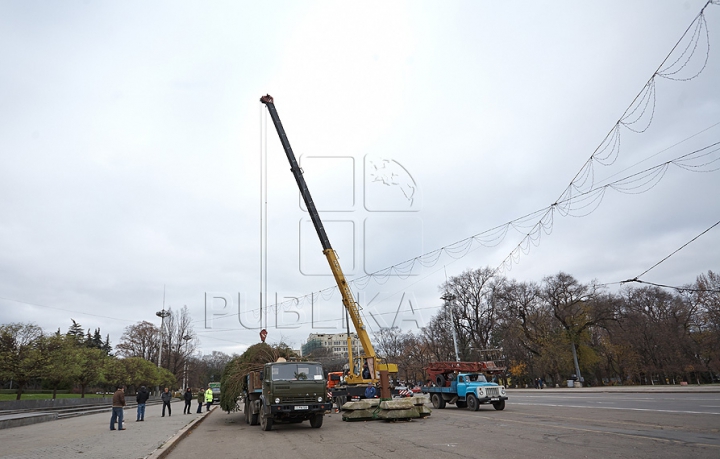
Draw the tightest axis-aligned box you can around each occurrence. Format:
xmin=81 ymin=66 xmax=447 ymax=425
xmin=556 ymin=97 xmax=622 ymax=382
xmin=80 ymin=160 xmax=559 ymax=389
xmin=145 ymin=405 xmax=217 ymax=459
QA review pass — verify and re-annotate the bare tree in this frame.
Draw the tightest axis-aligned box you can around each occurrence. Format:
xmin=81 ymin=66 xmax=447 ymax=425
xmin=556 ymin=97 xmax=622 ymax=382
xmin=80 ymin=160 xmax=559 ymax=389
xmin=116 ymin=321 xmax=160 ymax=362
xmin=160 ymin=306 xmax=197 ymax=383
xmin=692 ymin=271 xmax=720 ymax=378
xmin=442 ymin=267 xmax=505 ymax=353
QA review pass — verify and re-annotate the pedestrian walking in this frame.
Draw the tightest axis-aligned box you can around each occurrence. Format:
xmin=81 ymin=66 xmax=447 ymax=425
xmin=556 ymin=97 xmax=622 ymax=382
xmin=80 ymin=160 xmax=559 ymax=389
xmin=110 ymin=386 xmax=126 ymax=431
xmin=205 ymin=385 xmax=213 ymax=411
xmin=183 ymin=388 xmax=193 ymax=414
xmin=136 ymin=385 xmax=149 ymax=421
xmin=161 ymin=387 xmax=172 ymax=417
xmin=196 ymin=389 xmax=204 ymax=413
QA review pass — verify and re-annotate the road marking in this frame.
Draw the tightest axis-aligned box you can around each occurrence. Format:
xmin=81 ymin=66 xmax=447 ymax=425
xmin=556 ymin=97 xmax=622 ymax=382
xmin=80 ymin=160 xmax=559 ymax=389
xmin=451 ymin=411 xmax=720 ymax=448
xmin=513 ymin=402 xmax=720 ymax=415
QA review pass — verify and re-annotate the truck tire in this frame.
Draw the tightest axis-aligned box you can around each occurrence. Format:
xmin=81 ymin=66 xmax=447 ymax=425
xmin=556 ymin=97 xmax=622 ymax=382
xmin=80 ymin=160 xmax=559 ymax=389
xmin=466 ymin=394 xmax=479 ymax=411
xmin=435 ymin=374 xmax=446 ymax=387
xmin=492 ymin=400 xmax=505 ymax=411
xmin=244 ymin=399 xmax=250 ymax=424
xmin=309 ymin=414 xmax=324 ymax=428
xmin=260 ymin=412 xmax=273 ymax=431
xmin=431 ymin=393 xmax=446 ymax=409
xmin=250 ymin=411 xmax=259 ymax=425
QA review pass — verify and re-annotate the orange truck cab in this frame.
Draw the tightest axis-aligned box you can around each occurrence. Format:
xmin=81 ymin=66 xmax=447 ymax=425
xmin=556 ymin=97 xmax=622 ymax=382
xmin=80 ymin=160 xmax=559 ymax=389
xmin=327 ymin=372 xmax=343 ymax=390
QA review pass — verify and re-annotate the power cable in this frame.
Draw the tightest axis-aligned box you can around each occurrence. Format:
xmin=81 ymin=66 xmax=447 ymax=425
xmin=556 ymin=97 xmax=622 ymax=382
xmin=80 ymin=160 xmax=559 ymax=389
xmin=621 ymin=218 xmax=720 ymax=283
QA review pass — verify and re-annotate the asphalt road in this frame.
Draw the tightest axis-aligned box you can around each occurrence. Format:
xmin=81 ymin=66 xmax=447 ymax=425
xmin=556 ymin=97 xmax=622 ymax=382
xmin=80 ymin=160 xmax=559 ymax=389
xmin=167 ymin=391 xmax=720 ymax=459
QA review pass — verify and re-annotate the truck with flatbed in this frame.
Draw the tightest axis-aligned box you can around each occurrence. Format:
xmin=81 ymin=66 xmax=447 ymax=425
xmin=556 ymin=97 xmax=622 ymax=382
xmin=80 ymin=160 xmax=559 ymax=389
xmin=422 ymin=361 xmax=508 ymax=411
xmin=243 ymin=360 xmax=332 ymax=431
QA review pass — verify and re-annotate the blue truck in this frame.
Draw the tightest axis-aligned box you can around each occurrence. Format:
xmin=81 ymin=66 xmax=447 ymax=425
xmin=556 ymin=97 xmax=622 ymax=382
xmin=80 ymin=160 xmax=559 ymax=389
xmin=422 ymin=372 xmax=508 ymax=411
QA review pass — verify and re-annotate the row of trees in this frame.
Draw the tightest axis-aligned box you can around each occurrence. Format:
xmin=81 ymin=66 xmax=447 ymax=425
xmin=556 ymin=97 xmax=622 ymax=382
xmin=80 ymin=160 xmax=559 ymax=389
xmin=1 ymin=306 xmax=235 ymax=399
xmin=115 ymin=306 xmax=233 ymax=390
xmin=0 ymin=322 xmax=176 ymax=399
xmin=370 ymin=269 xmax=720 ymax=387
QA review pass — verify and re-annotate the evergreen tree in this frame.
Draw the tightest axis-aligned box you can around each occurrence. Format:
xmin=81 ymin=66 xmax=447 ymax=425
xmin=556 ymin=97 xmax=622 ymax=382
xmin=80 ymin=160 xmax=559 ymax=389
xmin=66 ymin=319 xmax=84 ymax=344
xmin=103 ymin=333 xmax=113 ymax=355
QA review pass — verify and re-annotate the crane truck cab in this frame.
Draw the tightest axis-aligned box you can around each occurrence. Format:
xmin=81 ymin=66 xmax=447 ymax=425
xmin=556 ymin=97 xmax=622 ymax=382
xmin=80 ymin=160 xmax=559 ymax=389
xmin=327 ymin=371 xmax=344 ymax=390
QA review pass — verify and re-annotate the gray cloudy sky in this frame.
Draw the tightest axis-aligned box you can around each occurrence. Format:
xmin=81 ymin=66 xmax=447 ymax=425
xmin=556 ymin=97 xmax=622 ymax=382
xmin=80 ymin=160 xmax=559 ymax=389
xmin=1 ymin=1 xmax=719 ymax=357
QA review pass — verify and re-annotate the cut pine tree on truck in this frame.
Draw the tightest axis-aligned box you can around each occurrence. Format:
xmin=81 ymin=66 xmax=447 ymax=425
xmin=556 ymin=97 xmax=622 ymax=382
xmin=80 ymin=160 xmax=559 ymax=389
xmin=259 ymin=95 xmax=425 ymax=421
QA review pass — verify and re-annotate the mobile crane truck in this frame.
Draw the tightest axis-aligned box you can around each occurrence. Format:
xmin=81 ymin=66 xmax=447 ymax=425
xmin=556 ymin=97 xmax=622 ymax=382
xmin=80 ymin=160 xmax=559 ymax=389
xmin=260 ymin=95 xmax=400 ymax=407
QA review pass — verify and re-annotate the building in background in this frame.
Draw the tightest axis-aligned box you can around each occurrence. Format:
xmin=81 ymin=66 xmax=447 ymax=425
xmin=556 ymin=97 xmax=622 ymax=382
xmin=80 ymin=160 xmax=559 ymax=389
xmin=301 ymin=333 xmax=360 ymax=358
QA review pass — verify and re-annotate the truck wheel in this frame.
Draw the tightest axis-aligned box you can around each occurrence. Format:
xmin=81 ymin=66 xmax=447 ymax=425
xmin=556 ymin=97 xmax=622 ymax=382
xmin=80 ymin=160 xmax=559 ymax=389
xmin=309 ymin=414 xmax=324 ymax=428
xmin=492 ymin=400 xmax=506 ymax=411
xmin=456 ymin=400 xmax=467 ymax=408
xmin=435 ymin=374 xmax=446 ymax=387
xmin=244 ymin=399 xmax=250 ymax=424
xmin=431 ymin=393 xmax=446 ymax=409
xmin=260 ymin=413 xmax=273 ymax=431
xmin=250 ymin=412 xmax=259 ymax=425
xmin=466 ymin=394 xmax=479 ymax=411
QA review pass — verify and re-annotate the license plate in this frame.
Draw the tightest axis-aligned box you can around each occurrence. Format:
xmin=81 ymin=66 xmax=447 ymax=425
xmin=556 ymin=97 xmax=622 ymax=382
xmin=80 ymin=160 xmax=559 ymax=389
xmin=294 ymin=406 xmax=308 ymax=410
xmin=491 ymin=397 xmax=499 ymax=401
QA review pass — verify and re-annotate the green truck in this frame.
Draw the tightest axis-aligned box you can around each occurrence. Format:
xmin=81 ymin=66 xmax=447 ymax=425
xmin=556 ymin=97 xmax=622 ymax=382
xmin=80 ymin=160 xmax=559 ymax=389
xmin=243 ymin=361 xmax=332 ymax=431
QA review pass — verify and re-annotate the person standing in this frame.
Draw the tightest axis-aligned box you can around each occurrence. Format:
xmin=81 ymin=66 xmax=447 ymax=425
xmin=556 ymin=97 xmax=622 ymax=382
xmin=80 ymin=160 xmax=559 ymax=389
xmin=136 ymin=385 xmax=149 ymax=421
xmin=196 ymin=388 xmax=204 ymax=413
xmin=110 ymin=386 xmax=126 ymax=431
xmin=364 ymin=382 xmax=377 ymax=399
xmin=362 ymin=363 xmax=371 ymax=379
xmin=204 ymin=385 xmax=213 ymax=411
xmin=183 ymin=388 xmax=193 ymax=414
xmin=161 ymin=387 xmax=172 ymax=417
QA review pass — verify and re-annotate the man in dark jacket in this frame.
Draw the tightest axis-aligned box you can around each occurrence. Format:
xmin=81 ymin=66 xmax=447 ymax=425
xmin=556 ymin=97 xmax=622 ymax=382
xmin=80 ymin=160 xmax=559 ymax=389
xmin=161 ymin=387 xmax=172 ymax=417
xmin=136 ymin=386 xmax=149 ymax=421
xmin=110 ymin=386 xmax=126 ymax=430
xmin=183 ymin=388 xmax=193 ymax=414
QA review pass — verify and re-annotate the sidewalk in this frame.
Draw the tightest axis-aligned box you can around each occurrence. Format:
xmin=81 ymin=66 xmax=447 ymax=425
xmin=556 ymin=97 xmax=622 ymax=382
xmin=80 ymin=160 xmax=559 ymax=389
xmin=0 ymin=401 xmax=216 ymax=459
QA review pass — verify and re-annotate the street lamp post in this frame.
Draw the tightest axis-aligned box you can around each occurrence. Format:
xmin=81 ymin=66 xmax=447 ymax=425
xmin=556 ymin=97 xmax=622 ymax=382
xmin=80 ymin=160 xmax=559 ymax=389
xmin=182 ymin=335 xmax=192 ymax=389
xmin=156 ymin=308 xmax=171 ymax=368
xmin=441 ymin=293 xmax=460 ymax=362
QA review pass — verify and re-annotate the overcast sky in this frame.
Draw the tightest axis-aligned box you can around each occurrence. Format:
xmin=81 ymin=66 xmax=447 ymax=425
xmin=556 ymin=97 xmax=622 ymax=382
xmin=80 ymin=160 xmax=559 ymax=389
xmin=1 ymin=0 xmax=719 ymax=358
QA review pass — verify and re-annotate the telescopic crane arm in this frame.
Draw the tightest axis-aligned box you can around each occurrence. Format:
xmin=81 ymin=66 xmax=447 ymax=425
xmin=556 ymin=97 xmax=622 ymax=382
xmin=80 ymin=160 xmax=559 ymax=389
xmin=260 ymin=94 xmax=395 ymax=384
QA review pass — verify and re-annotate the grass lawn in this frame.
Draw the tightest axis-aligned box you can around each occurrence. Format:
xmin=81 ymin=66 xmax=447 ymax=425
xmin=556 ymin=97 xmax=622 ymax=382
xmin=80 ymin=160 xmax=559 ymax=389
xmin=0 ymin=393 xmax=107 ymax=402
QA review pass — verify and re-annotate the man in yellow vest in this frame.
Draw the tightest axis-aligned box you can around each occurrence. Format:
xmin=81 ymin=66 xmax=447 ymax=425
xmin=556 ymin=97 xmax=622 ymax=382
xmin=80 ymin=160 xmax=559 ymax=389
xmin=205 ymin=385 xmax=214 ymax=412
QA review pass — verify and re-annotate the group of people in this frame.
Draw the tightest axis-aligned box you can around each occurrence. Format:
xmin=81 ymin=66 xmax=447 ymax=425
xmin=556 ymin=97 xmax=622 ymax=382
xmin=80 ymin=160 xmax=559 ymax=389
xmin=109 ymin=385 xmax=217 ymax=431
